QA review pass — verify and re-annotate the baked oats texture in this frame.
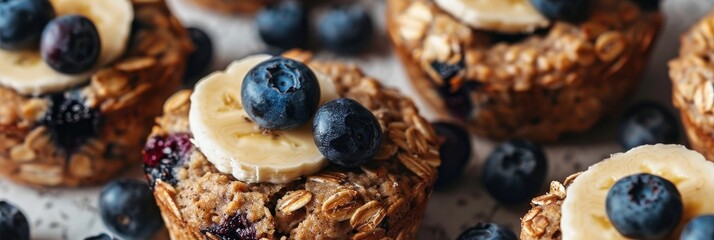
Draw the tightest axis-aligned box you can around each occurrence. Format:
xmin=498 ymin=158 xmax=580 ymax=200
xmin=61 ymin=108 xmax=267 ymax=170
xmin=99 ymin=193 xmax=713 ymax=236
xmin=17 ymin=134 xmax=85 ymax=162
xmin=520 ymin=173 xmax=580 ymax=240
xmin=387 ymin=0 xmax=663 ymax=141
xmin=148 ymin=51 xmax=441 ymax=240
xmin=0 ymin=0 xmax=192 ymax=187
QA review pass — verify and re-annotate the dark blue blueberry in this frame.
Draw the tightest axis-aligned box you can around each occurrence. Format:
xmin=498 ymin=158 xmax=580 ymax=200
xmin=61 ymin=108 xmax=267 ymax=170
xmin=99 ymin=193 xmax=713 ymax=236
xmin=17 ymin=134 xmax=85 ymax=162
xmin=84 ymin=233 xmax=115 ymax=240
xmin=0 ymin=200 xmax=29 ymax=240
xmin=202 ymin=213 xmax=257 ymax=240
xmin=40 ymin=15 xmax=101 ymax=74
xmin=606 ymin=173 xmax=682 ymax=239
xmin=256 ymin=0 xmax=308 ymax=50
xmin=457 ymin=223 xmax=517 ymax=240
xmin=0 ymin=0 xmax=54 ymax=50
xmin=313 ymin=98 xmax=382 ymax=168
xmin=41 ymin=93 xmax=101 ymax=153
xmin=432 ymin=122 xmax=471 ymax=188
xmin=184 ymin=27 xmax=213 ymax=81
xmin=317 ymin=5 xmax=373 ymax=55
xmin=99 ymin=179 xmax=164 ymax=240
xmin=632 ymin=0 xmax=660 ymax=10
xmin=681 ymin=215 xmax=714 ymax=240
xmin=482 ymin=140 xmax=547 ymax=204
xmin=619 ymin=102 xmax=679 ymax=150
xmin=529 ymin=0 xmax=590 ymax=22
xmin=241 ymin=57 xmax=320 ymax=130
xmin=142 ymin=133 xmax=193 ymax=187
xmin=430 ymin=61 xmax=462 ymax=81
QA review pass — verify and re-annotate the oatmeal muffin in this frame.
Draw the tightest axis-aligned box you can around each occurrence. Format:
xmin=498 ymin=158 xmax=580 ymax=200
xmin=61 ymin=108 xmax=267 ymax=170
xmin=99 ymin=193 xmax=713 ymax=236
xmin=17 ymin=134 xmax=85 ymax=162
xmin=144 ymin=51 xmax=441 ymax=239
xmin=520 ymin=145 xmax=714 ymax=239
xmin=0 ymin=0 xmax=191 ymax=187
xmin=669 ymin=10 xmax=714 ymax=161
xmin=387 ymin=0 xmax=663 ymax=141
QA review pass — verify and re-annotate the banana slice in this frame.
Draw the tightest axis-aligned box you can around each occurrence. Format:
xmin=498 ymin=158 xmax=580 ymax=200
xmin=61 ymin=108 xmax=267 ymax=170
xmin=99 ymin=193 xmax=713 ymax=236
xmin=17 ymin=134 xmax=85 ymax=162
xmin=189 ymin=55 xmax=339 ymax=183
xmin=0 ymin=0 xmax=133 ymax=95
xmin=434 ymin=0 xmax=549 ymax=33
xmin=562 ymin=145 xmax=714 ymax=239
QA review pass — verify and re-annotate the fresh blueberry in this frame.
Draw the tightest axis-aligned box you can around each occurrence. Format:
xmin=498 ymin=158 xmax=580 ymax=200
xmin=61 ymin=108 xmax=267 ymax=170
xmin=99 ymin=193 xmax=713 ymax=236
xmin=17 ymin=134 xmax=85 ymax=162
xmin=619 ymin=102 xmax=679 ymax=150
xmin=632 ymin=0 xmax=660 ymax=10
xmin=313 ymin=98 xmax=382 ymax=168
xmin=99 ymin=179 xmax=164 ymax=240
xmin=142 ymin=133 xmax=193 ymax=187
xmin=40 ymin=15 xmax=101 ymax=74
xmin=184 ymin=27 xmax=213 ymax=81
xmin=457 ymin=223 xmax=517 ymax=240
xmin=432 ymin=122 xmax=471 ymax=187
xmin=681 ymin=215 xmax=714 ymax=240
xmin=482 ymin=140 xmax=547 ymax=204
xmin=41 ymin=93 xmax=101 ymax=152
xmin=241 ymin=57 xmax=320 ymax=130
xmin=256 ymin=0 xmax=308 ymax=50
xmin=84 ymin=233 xmax=115 ymax=240
xmin=202 ymin=213 xmax=257 ymax=240
xmin=0 ymin=0 xmax=54 ymax=50
xmin=529 ymin=0 xmax=590 ymax=22
xmin=606 ymin=173 xmax=682 ymax=239
xmin=317 ymin=5 xmax=373 ymax=55
xmin=0 ymin=200 xmax=30 ymax=240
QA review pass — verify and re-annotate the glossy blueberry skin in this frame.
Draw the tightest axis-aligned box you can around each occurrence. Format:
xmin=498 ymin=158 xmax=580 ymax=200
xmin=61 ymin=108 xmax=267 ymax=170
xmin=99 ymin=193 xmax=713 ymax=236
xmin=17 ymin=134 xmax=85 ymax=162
xmin=619 ymin=102 xmax=679 ymax=150
xmin=40 ymin=15 xmax=101 ymax=74
xmin=432 ymin=122 xmax=471 ymax=188
xmin=184 ymin=27 xmax=213 ymax=81
xmin=681 ymin=215 xmax=714 ymax=240
xmin=318 ymin=6 xmax=373 ymax=55
xmin=606 ymin=173 xmax=682 ymax=239
xmin=529 ymin=0 xmax=590 ymax=22
xmin=99 ymin=179 xmax=163 ymax=240
xmin=482 ymin=140 xmax=547 ymax=204
xmin=457 ymin=223 xmax=517 ymax=240
xmin=0 ymin=200 xmax=30 ymax=240
xmin=242 ymin=57 xmax=320 ymax=130
xmin=313 ymin=98 xmax=383 ymax=168
xmin=84 ymin=233 xmax=115 ymax=240
xmin=41 ymin=93 xmax=101 ymax=153
xmin=0 ymin=0 xmax=54 ymax=50
xmin=256 ymin=0 xmax=308 ymax=50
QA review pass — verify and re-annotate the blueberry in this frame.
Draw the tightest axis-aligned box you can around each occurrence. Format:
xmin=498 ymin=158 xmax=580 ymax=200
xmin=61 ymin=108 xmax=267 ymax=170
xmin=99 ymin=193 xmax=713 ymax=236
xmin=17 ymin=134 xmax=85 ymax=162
xmin=142 ymin=133 xmax=193 ymax=187
xmin=99 ymin=179 xmax=164 ymax=239
xmin=313 ymin=98 xmax=382 ymax=168
xmin=184 ymin=27 xmax=213 ymax=81
xmin=456 ymin=223 xmax=517 ymax=240
xmin=606 ymin=173 xmax=682 ymax=239
xmin=84 ymin=233 xmax=115 ymax=240
xmin=619 ymin=102 xmax=679 ymax=150
xmin=529 ymin=0 xmax=590 ymax=22
xmin=317 ymin=5 xmax=373 ymax=55
xmin=430 ymin=61 xmax=462 ymax=82
xmin=41 ymin=93 xmax=101 ymax=152
xmin=0 ymin=200 xmax=30 ymax=240
xmin=202 ymin=213 xmax=257 ymax=240
xmin=482 ymin=140 xmax=547 ymax=204
xmin=40 ymin=15 xmax=101 ymax=74
xmin=432 ymin=122 xmax=471 ymax=187
xmin=0 ymin=0 xmax=54 ymax=50
xmin=241 ymin=57 xmax=320 ymax=130
xmin=256 ymin=0 xmax=308 ymax=50
xmin=681 ymin=215 xmax=714 ymax=240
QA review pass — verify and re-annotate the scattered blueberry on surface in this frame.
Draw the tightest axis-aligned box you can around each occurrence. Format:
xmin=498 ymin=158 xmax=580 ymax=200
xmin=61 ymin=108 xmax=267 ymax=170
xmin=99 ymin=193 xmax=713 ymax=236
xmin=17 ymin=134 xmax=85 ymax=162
xmin=242 ymin=57 xmax=320 ymax=130
xmin=606 ymin=173 xmax=682 ymax=239
xmin=313 ymin=98 xmax=382 ymax=168
xmin=0 ymin=200 xmax=30 ymax=240
xmin=40 ymin=15 xmax=101 ymax=74
xmin=529 ymin=0 xmax=590 ymax=22
xmin=317 ymin=5 xmax=373 ymax=55
xmin=256 ymin=0 xmax=308 ymax=50
xmin=184 ymin=27 xmax=213 ymax=81
xmin=143 ymin=133 xmax=193 ymax=187
xmin=456 ymin=223 xmax=517 ymax=240
xmin=0 ymin=0 xmax=54 ymax=50
xmin=681 ymin=215 xmax=714 ymax=240
xmin=203 ymin=213 xmax=257 ymax=240
xmin=619 ymin=102 xmax=679 ymax=150
xmin=482 ymin=140 xmax=547 ymax=204
xmin=99 ymin=179 xmax=163 ymax=240
xmin=41 ymin=93 xmax=101 ymax=152
xmin=432 ymin=122 xmax=471 ymax=188
xmin=84 ymin=233 xmax=115 ymax=240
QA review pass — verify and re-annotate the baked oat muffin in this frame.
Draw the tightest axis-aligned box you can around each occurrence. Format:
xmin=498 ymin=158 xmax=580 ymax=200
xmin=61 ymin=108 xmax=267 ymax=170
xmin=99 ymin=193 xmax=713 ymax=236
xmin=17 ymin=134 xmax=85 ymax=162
xmin=669 ymin=10 xmax=714 ymax=162
xmin=387 ymin=0 xmax=663 ymax=141
xmin=520 ymin=145 xmax=714 ymax=239
xmin=0 ymin=0 xmax=191 ymax=187
xmin=186 ymin=0 xmax=273 ymax=13
xmin=144 ymin=51 xmax=441 ymax=239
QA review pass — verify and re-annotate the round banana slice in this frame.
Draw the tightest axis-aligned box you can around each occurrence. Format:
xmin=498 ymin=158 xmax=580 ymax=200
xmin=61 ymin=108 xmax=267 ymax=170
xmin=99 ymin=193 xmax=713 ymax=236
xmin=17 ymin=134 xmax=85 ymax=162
xmin=434 ymin=0 xmax=549 ymax=33
xmin=189 ymin=55 xmax=340 ymax=183
xmin=0 ymin=0 xmax=133 ymax=95
xmin=562 ymin=145 xmax=714 ymax=239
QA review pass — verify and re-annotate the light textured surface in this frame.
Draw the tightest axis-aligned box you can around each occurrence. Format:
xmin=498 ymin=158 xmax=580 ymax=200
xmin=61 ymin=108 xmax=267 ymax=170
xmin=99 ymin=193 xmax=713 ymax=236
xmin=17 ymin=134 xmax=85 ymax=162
xmin=0 ymin=0 xmax=712 ymax=239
